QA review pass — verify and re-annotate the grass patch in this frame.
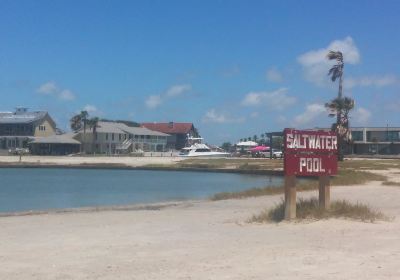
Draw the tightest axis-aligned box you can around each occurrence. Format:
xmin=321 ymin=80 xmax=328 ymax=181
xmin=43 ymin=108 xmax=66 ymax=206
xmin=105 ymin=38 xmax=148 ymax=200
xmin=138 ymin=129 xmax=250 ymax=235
xmin=177 ymin=158 xmax=283 ymax=170
xmin=339 ymin=159 xmax=400 ymax=170
xmin=210 ymin=181 xmax=318 ymax=201
xmin=331 ymin=170 xmax=387 ymax=186
xmin=210 ymin=169 xmax=387 ymax=201
xmin=211 ymin=185 xmax=283 ymax=200
xmin=250 ymin=198 xmax=389 ymax=223
xmin=382 ymin=181 xmax=400 ymax=186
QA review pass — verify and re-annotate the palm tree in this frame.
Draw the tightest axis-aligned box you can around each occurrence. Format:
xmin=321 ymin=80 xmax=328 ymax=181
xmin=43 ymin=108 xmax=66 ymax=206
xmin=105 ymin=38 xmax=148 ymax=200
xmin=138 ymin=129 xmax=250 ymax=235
xmin=253 ymin=135 xmax=258 ymax=143
xmin=70 ymin=110 xmax=89 ymax=153
xmin=327 ymin=51 xmax=344 ymax=125
xmin=70 ymin=114 xmax=82 ymax=132
xmin=325 ymin=97 xmax=354 ymax=160
xmin=80 ymin=110 xmax=89 ymax=134
xmin=327 ymin=50 xmax=349 ymax=161
xmin=87 ymin=117 xmax=99 ymax=154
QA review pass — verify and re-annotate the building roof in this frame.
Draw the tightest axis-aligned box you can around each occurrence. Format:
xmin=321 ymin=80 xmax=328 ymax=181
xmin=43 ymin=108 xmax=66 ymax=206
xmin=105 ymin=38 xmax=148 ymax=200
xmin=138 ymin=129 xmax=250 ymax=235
xmin=141 ymin=122 xmax=194 ymax=134
xmin=30 ymin=134 xmax=81 ymax=145
xmin=0 ymin=111 xmax=48 ymax=124
xmin=86 ymin=121 xmax=169 ymax=136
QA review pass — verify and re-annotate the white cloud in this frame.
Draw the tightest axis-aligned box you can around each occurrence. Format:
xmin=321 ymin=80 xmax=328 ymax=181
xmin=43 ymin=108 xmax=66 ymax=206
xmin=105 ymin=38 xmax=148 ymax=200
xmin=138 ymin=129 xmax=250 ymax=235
xmin=293 ymin=103 xmax=327 ymax=127
xmin=83 ymin=105 xmax=98 ymax=113
xmin=241 ymin=88 xmax=296 ymax=110
xmin=81 ymin=104 xmax=103 ymax=116
xmin=36 ymin=81 xmax=76 ymax=101
xmin=352 ymin=107 xmax=371 ymax=126
xmin=202 ymin=109 xmax=245 ymax=124
xmin=297 ymin=37 xmax=360 ymax=86
xmin=145 ymin=95 xmax=162 ymax=109
xmin=165 ymin=84 xmax=192 ymax=97
xmin=345 ymin=75 xmax=399 ymax=89
xmin=145 ymin=84 xmax=192 ymax=109
xmin=266 ymin=68 xmax=283 ymax=83
xmin=36 ymin=81 xmax=58 ymax=95
xmin=59 ymin=89 xmax=76 ymax=101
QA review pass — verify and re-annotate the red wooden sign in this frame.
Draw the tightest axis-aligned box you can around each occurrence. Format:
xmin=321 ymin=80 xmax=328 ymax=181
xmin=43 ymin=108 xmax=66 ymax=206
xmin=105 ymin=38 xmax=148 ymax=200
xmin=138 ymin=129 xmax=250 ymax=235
xmin=284 ymin=128 xmax=338 ymax=177
xmin=284 ymin=153 xmax=338 ymax=176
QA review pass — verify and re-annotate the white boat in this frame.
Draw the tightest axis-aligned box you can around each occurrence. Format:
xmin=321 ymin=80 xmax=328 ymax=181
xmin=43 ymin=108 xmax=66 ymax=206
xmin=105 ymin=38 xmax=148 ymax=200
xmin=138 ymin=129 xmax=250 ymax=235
xmin=179 ymin=138 xmax=230 ymax=158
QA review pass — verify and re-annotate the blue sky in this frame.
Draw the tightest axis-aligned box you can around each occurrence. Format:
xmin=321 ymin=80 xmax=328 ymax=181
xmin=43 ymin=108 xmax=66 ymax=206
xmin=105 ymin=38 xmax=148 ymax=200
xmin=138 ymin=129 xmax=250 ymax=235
xmin=1 ymin=0 xmax=399 ymax=144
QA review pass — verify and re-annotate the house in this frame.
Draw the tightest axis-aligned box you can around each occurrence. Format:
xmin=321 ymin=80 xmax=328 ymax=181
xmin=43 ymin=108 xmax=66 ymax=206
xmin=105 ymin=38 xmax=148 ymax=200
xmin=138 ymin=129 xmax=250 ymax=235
xmin=76 ymin=121 xmax=169 ymax=154
xmin=0 ymin=107 xmax=56 ymax=151
xmin=141 ymin=122 xmax=198 ymax=150
xmin=29 ymin=134 xmax=81 ymax=155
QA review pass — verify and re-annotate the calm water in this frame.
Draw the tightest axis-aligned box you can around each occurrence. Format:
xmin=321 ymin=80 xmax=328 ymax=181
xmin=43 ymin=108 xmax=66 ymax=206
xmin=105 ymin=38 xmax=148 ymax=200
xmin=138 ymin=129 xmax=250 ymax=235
xmin=0 ymin=168 xmax=284 ymax=213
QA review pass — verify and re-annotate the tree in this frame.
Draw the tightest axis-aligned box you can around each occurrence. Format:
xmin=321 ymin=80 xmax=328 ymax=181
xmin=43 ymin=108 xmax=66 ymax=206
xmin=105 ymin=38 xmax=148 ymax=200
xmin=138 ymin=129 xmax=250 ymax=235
xmin=253 ymin=135 xmax=258 ymax=143
xmin=327 ymin=50 xmax=352 ymax=161
xmin=87 ymin=117 xmax=99 ymax=154
xmin=272 ymin=136 xmax=283 ymax=150
xmin=325 ymin=97 xmax=354 ymax=140
xmin=327 ymin=51 xmax=344 ymax=127
xmin=70 ymin=115 xmax=82 ymax=132
xmin=70 ymin=111 xmax=89 ymax=153
xmin=87 ymin=117 xmax=99 ymax=153
xmin=221 ymin=142 xmax=232 ymax=152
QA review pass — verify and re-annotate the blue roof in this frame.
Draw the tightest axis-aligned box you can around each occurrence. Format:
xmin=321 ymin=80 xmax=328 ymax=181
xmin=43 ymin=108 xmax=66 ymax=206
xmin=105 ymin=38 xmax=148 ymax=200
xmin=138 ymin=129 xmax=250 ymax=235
xmin=0 ymin=111 xmax=47 ymax=124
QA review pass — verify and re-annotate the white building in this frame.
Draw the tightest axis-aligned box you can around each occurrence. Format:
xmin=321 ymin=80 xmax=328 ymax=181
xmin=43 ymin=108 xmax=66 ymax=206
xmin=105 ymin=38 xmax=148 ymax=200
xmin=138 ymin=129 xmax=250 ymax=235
xmin=77 ymin=121 xmax=169 ymax=154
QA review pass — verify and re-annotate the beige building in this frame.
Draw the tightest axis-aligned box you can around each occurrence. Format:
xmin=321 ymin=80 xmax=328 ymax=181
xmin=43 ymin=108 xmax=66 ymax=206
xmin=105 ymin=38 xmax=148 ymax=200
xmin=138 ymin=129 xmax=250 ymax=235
xmin=77 ymin=121 xmax=169 ymax=154
xmin=0 ymin=108 xmax=56 ymax=151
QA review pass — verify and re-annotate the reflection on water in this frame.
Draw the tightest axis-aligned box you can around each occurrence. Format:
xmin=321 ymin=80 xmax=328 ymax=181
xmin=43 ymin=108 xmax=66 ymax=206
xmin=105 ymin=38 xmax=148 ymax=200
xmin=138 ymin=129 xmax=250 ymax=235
xmin=0 ymin=168 xmax=284 ymax=212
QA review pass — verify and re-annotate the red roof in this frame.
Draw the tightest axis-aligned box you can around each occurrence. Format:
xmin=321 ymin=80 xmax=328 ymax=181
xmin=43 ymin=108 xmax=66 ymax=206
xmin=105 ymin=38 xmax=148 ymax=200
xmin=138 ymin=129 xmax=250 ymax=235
xmin=141 ymin=122 xmax=194 ymax=134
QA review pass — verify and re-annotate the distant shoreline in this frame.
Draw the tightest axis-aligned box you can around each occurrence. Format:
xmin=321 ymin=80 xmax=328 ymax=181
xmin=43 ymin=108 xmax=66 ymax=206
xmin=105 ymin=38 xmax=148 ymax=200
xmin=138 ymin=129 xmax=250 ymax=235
xmin=0 ymin=161 xmax=284 ymax=176
xmin=0 ymin=155 xmax=284 ymax=175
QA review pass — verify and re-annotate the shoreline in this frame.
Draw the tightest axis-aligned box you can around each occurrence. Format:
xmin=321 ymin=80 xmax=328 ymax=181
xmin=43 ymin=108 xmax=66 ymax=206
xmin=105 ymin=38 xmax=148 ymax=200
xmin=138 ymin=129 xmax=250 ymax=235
xmin=1 ymin=183 xmax=400 ymax=279
xmin=0 ymin=155 xmax=284 ymax=176
xmin=0 ymin=200 xmax=192 ymax=218
xmin=0 ymin=162 xmax=284 ymax=175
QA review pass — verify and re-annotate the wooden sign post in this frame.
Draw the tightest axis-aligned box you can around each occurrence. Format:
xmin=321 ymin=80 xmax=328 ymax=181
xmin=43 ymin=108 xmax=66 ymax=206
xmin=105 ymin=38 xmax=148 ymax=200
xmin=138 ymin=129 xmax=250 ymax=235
xmin=283 ymin=129 xmax=338 ymax=220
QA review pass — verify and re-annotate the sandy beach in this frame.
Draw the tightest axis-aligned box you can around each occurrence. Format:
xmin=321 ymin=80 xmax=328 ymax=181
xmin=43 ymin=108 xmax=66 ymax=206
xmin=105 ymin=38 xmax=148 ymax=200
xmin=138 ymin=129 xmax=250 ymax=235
xmin=0 ymin=155 xmax=184 ymax=168
xmin=1 ymin=180 xmax=400 ymax=279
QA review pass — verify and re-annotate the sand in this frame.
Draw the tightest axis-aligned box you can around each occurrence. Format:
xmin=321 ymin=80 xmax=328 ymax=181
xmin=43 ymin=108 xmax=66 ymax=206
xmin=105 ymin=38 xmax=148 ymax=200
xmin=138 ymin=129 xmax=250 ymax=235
xmin=1 ymin=180 xmax=400 ymax=279
xmin=0 ymin=155 xmax=184 ymax=167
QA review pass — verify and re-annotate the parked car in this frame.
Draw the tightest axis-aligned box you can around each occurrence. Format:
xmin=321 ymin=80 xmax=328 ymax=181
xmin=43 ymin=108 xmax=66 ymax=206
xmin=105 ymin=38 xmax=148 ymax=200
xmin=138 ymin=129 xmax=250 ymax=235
xmin=8 ymin=148 xmax=30 ymax=155
xmin=271 ymin=149 xmax=283 ymax=159
xmin=253 ymin=149 xmax=283 ymax=159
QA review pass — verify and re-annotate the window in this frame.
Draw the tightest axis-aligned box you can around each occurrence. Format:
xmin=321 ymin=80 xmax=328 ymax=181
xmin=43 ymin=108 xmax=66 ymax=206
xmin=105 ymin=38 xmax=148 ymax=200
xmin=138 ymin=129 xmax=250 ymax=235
xmin=352 ymin=131 xmax=363 ymax=141
xmin=106 ymin=133 xmax=109 ymax=140
xmin=39 ymin=125 xmax=46 ymax=131
xmin=119 ymin=134 xmax=122 ymax=141
xmin=112 ymin=133 xmax=115 ymax=141
xmin=388 ymin=131 xmax=400 ymax=142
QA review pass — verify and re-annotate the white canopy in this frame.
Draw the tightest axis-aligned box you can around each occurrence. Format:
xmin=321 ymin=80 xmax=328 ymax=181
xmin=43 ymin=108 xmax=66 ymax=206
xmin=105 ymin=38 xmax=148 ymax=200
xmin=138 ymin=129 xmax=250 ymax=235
xmin=236 ymin=141 xmax=258 ymax=147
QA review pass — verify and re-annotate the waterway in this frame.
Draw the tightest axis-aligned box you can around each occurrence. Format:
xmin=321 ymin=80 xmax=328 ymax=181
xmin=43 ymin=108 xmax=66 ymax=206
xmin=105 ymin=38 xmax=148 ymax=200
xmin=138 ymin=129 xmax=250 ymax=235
xmin=0 ymin=168 xmax=284 ymax=213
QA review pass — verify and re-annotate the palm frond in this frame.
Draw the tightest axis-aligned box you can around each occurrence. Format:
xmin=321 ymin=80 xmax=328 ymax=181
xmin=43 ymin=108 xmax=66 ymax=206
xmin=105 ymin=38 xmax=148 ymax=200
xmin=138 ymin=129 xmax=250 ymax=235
xmin=327 ymin=51 xmax=343 ymax=62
